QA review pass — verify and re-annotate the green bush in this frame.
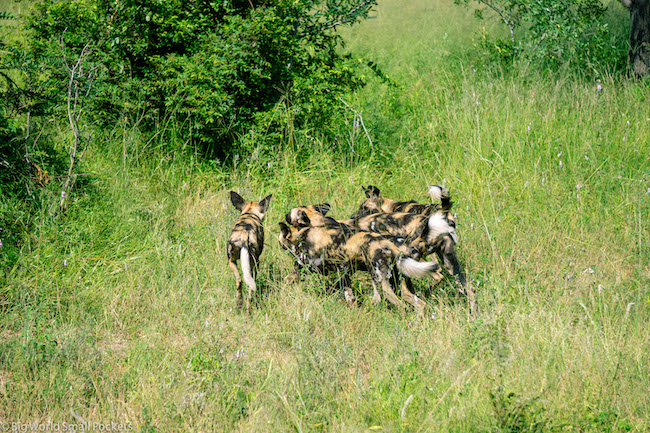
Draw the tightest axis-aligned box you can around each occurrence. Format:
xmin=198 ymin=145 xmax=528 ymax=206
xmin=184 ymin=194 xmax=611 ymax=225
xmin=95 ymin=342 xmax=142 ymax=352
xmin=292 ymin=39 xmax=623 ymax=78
xmin=455 ymin=0 xmax=626 ymax=72
xmin=25 ymin=0 xmax=376 ymax=159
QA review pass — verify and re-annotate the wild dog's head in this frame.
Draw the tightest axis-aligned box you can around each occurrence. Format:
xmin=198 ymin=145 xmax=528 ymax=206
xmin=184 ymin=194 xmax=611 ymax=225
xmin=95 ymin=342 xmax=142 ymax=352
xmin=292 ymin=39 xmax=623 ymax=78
xmin=230 ymin=191 xmax=272 ymax=219
xmin=350 ymin=185 xmax=384 ymax=219
xmin=285 ymin=204 xmax=331 ymax=227
xmin=278 ymin=222 xmax=307 ymax=253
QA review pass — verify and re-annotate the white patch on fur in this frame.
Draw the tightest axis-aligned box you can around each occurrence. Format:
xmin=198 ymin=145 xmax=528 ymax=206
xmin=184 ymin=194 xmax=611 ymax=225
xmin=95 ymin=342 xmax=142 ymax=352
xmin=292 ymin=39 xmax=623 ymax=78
xmin=309 ymin=257 xmax=323 ymax=267
xmin=428 ymin=213 xmax=459 ymax=244
xmin=428 ymin=184 xmax=446 ymax=200
xmin=240 ymin=247 xmax=256 ymax=290
xmin=428 ymin=185 xmax=443 ymax=201
xmin=397 ymin=257 xmax=439 ymax=279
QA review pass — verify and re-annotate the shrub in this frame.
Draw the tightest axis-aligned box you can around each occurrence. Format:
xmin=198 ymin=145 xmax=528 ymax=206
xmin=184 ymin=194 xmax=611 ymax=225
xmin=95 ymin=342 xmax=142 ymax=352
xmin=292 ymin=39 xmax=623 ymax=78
xmin=25 ymin=0 xmax=377 ymax=159
xmin=455 ymin=0 xmax=624 ymax=72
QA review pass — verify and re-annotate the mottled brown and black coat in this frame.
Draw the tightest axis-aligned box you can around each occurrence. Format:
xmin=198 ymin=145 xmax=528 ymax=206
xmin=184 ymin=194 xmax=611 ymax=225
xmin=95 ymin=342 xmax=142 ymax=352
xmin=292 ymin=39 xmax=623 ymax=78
xmin=286 ymin=203 xmax=467 ymax=290
xmin=278 ymin=219 xmax=441 ymax=312
xmin=349 ymin=186 xmax=467 ymax=290
xmin=227 ymin=191 xmax=272 ymax=310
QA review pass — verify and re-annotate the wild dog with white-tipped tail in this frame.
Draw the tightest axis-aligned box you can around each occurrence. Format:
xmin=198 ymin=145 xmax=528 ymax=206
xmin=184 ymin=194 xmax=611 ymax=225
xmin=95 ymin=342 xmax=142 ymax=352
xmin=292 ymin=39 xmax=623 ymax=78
xmin=227 ymin=191 xmax=272 ymax=310
xmin=278 ymin=221 xmax=442 ymax=313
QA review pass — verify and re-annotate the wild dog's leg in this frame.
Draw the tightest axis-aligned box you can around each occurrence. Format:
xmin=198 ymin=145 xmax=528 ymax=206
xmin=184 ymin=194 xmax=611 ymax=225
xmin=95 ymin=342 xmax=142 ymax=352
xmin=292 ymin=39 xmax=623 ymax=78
xmin=389 ymin=271 xmax=425 ymax=313
xmin=337 ymin=273 xmax=356 ymax=307
xmin=399 ymin=276 xmax=426 ymax=314
xmin=436 ymin=235 xmax=477 ymax=315
xmin=286 ymin=261 xmax=302 ymax=283
xmin=437 ymin=235 xmax=467 ymax=292
xmin=228 ymin=259 xmax=243 ymax=308
xmin=370 ymin=280 xmax=382 ymax=305
xmin=333 ymin=270 xmax=356 ymax=307
xmin=373 ymin=260 xmax=406 ymax=312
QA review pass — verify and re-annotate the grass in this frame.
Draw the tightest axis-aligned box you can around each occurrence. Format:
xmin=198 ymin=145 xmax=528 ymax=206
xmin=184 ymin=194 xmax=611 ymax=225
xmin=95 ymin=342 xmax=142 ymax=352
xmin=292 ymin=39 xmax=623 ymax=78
xmin=1 ymin=0 xmax=649 ymax=431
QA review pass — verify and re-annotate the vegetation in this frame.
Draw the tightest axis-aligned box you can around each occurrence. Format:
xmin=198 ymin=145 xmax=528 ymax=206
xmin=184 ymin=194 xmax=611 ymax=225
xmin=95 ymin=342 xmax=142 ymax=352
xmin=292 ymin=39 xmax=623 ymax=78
xmin=1 ymin=0 xmax=649 ymax=432
xmin=454 ymin=0 xmax=623 ymax=70
xmin=24 ymin=0 xmax=377 ymax=158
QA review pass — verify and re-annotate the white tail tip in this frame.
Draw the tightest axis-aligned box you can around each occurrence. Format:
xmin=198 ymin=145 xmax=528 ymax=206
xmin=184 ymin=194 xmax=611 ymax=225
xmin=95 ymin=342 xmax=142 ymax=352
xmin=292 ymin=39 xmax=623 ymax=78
xmin=398 ymin=257 xmax=441 ymax=279
xmin=240 ymin=246 xmax=256 ymax=290
xmin=428 ymin=185 xmax=450 ymax=202
xmin=428 ymin=213 xmax=458 ymax=244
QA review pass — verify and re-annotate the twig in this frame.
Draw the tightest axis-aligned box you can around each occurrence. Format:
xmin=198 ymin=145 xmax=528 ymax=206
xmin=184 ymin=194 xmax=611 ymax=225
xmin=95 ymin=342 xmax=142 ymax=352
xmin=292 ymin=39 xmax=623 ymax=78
xmin=479 ymin=0 xmax=516 ymax=47
xmin=59 ymin=40 xmax=97 ymax=211
xmin=338 ymin=98 xmax=373 ymax=152
xmin=300 ymin=0 xmax=376 ymax=37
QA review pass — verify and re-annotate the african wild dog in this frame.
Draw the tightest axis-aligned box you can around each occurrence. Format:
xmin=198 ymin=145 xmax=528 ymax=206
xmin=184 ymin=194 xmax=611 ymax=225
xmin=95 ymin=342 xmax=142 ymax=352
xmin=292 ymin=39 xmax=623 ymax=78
xmin=286 ymin=203 xmax=467 ymax=291
xmin=227 ymin=191 xmax=272 ymax=310
xmin=351 ymin=185 xmax=466 ymax=280
xmin=350 ymin=184 xmax=452 ymax=219
xmin=278 ymin=221 xmax=442 ymax=312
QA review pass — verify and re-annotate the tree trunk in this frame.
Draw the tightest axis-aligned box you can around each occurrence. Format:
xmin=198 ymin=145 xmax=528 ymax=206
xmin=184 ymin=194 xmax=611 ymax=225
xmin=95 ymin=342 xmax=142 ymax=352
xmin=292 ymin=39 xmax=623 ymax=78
xmin=622 ymin=0 xmax=650 ymax=76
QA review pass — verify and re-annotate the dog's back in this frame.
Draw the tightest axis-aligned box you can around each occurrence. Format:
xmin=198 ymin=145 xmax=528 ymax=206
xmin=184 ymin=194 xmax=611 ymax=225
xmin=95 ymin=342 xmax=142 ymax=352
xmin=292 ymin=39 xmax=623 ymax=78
xmin=351 ymin=184 xmax=452 ymax=219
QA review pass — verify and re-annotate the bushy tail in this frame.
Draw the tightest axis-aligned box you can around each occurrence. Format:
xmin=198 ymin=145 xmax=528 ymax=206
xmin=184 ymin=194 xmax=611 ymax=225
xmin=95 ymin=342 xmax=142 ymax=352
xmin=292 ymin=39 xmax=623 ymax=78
xmin=240 ymin=246 xmax=256 ymax=290
xmin=427 ymin=213 xmax=459 ymax=244
xmin=428 ymin=185 xmax=452 ymax=211
xmin=397 ymin=257 xmax=441 ymax=279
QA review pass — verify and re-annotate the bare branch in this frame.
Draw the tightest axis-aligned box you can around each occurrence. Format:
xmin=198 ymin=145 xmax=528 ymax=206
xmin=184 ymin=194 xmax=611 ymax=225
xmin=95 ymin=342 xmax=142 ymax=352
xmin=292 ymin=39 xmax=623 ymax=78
xmin=60 ymin=40 xmax=96 ymax=211
xmin=480 ymin=0 xmax=516 ymax=46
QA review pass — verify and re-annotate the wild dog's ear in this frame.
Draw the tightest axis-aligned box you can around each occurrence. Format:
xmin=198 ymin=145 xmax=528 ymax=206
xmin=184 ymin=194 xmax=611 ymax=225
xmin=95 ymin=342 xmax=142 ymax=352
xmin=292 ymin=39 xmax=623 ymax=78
xmin=259 ymin=194 xmax=272 ymax=213
xmin=230 ymin=191 xmax=246 ymax=211
xmin=278 ymin=222 xmax=290 ymax=237
xmin=313 ymin=203 xmax=331 ymax=215
xmin=364 ymin=185 xmax=381 ymax=198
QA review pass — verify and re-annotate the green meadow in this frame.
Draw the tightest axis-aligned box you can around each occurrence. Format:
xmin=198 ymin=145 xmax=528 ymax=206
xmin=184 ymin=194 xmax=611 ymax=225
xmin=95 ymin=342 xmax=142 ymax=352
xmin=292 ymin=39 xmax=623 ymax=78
xmin=1 ymin=0 xmax=649 ymax=431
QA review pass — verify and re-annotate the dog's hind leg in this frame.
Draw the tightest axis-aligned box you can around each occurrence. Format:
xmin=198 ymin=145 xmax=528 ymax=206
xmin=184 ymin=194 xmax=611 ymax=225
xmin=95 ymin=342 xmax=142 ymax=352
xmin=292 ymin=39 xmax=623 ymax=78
xmin=380 ymin=277 xmax=406 ymax=313
xmin=437 ymin=235 xmax=478 ymax=315
xmin=228 ymin=259 xmax=243 ymax=308
xmin=370 ymin=279 xmax=382 ymax=305
xmin=399 ymin=276 xmax=426 ymax=315
xmin=337 ymin=274 xmax=356 ymax=307
xmin=373 ymin=263 xmax=406 ymax=312
xmin=437 ymin=235 xmax=467 ymax=292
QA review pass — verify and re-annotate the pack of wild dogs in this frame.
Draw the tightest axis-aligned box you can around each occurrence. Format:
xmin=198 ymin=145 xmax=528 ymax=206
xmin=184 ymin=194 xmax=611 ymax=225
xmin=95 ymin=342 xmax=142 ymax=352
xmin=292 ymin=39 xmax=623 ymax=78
xmin=227 ymin=185 xmax=473 ymax=314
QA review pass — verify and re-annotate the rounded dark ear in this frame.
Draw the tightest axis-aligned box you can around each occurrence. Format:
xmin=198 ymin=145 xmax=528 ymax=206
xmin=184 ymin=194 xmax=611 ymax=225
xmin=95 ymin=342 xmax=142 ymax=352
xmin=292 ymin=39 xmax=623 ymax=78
xmin=259 ymin=194 xmax=272 ymax=213
xmin=297 ymin=210 xmax=311 ymax=227
xmin=314 ymin=203 xmax=331 ymax=215
xmin=278 ymin=222 xmax=290 ymax=236
xmin=364 ymin=185 xmax=381 ymax=198
xmin=230 ymin=191 xmax=245 ymax=211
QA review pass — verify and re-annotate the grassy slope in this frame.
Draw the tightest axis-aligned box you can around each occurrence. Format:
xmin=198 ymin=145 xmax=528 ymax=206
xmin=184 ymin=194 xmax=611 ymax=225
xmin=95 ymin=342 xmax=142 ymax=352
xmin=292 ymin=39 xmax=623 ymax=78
xmin=1 ymin=0 xmax=649 ymax=431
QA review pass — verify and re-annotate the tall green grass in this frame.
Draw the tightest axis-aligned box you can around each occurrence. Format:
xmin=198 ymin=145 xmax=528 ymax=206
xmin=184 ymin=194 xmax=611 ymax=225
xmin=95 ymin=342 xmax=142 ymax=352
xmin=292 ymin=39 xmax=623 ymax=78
xmin=1 ymin=0 xmax=648 ymax=431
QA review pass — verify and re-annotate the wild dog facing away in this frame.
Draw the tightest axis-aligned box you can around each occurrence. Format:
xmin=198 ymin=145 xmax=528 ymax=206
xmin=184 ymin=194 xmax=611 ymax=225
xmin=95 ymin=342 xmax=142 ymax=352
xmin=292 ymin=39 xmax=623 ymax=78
xmin=278 ymin=221 xmax=442 ymax=313
xmin=350 ymin=184 xmax=452 ymax=219
xmin=227 ymin=191 xmax=272 ymax=310
xmin=287 ymin=202 xmax=467 ymax=293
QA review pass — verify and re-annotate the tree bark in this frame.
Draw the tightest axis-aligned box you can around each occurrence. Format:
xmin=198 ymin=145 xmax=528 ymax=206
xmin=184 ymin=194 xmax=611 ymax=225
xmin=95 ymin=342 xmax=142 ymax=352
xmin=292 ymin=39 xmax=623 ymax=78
xmin=622 ymin=0 xmax=650 ymax=76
